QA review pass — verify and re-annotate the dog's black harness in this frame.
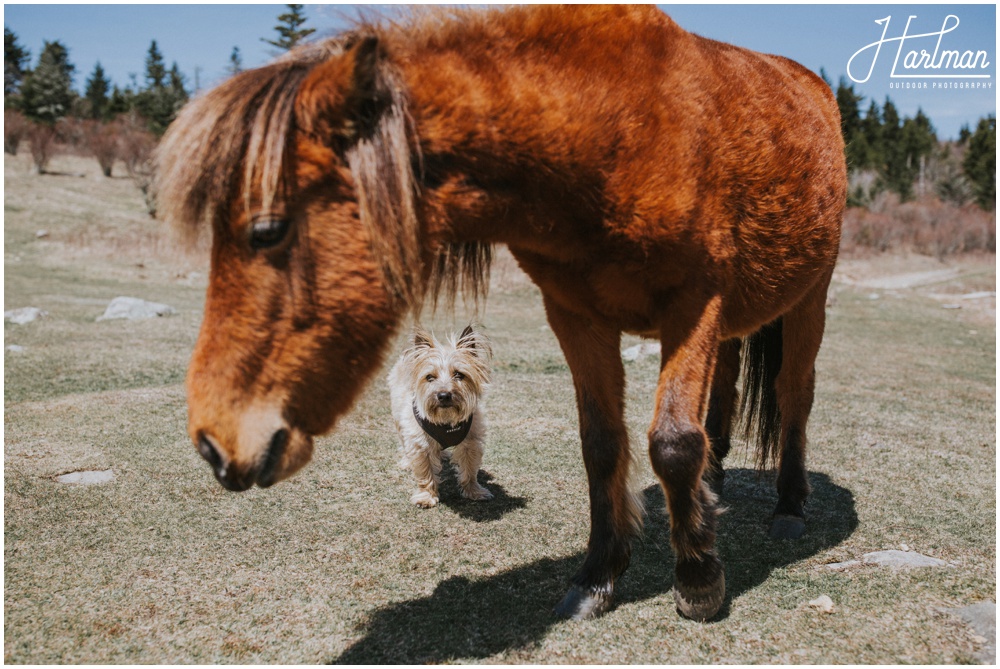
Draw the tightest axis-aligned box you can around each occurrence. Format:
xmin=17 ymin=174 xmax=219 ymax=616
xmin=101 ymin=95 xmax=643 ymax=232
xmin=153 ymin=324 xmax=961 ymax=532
xmin=412 ymin=403 xmax=473 ymax=448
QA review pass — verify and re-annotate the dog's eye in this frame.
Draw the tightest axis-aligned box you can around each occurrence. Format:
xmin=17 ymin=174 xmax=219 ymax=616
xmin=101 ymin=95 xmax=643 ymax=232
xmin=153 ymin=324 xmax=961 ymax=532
xmin=424 ymin=374 xmax=436 ymax=382
xmin=453 ymin=371 xmax=465 ymax=381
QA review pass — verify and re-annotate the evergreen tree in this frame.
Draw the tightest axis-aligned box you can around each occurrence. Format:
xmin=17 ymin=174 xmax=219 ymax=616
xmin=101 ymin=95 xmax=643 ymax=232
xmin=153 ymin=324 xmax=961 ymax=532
xmin=263 ymin=4 xmax=315 ymax=51
xmin=166 ymin=61 xmax=189 ymax=119
xmin=879 ymin=99 xmax=911 ymax=199
xmin=858 ymin=100 xmax=883 ymax=170
xmin=144 ymin=40 xmax=166 ymax=89
xmin=900 ymin=109 xmax=937 ymax=197
xmin=84 ymin=61 xmax=110 ymax=120
xmin=835 ymin=78 xmax=865 ymax=168
xmin=963 ymin=116 xmax=996 ymax=210
xmin=20 ymin=40 xmax=75 ymax=125
xmin=4 ymin=26 xmax=31 ymax=100
xmin=818 ymin=67 xmax=832 ymax=88
xmin=228 ymin=46 xmax=243 ymax=76
xmin=107 ymin=85 xmax=133 ymax=118
xmin=135 ymin=44 xmax=188 ymax=135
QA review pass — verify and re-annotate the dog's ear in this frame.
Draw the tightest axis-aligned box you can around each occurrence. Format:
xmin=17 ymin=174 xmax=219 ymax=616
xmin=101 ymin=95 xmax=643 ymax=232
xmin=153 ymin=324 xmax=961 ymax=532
xmin=413 ymin=326 xmax=433 ymax=349
xmin=458 ymin=325 xmax=475 ymax=347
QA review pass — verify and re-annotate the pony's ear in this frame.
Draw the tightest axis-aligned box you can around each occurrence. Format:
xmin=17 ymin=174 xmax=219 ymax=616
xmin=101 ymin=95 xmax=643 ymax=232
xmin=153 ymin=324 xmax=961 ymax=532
xmin=296 ymin=35 xmax=386 ymax=146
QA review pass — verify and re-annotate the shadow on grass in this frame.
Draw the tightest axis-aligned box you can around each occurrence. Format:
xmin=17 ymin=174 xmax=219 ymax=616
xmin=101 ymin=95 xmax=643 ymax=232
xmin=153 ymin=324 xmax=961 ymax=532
xmin=332 ymin=469 xmax=856 ymax=663
xmin=437 ymin=468 xmax=529 ymax=522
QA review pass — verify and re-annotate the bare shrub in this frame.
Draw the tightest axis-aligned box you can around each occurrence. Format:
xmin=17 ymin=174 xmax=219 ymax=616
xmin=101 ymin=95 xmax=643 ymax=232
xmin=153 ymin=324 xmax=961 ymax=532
xmin=84 ymin=120 xmax=120 ymax=177
xmin=842 ymin=198 xmax=996 ymax=258
xmin=56 ymin=116 xmax=90 ymax=155
xmin=117 ymin=113 xmax=158 ymax=216
xmin=4 ymin=109 xmax=30 ymax=155
xmin=27 ymin=123 xmax=58 ymax=174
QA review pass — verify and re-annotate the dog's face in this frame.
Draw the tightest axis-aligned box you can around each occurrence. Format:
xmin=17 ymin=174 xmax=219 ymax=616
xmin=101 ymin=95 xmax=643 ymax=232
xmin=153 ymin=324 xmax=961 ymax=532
xmin=401 ymin=326 xmax=492 ymax=425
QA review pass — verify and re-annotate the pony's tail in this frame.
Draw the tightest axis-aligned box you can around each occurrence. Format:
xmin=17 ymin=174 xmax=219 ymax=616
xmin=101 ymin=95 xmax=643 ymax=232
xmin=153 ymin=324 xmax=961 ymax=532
xmin=739 ymin=318 xmax=783 ymax=470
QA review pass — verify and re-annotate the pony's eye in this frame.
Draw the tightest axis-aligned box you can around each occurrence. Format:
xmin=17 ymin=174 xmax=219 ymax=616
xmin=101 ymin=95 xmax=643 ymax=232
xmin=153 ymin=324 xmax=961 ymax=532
xmin=248 ymin=217 xmax=291 ymax=251
xmin=453 ymin=371 xmax=465 ymax=381
xmin=424 ymin=374 xmax=436 ymax=382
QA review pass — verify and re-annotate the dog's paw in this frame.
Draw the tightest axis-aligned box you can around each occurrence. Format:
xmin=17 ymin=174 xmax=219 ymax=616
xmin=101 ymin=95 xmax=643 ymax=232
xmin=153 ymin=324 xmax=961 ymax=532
xmin=411 ymin=490 xmax=439 ymax=508
xmin=461 ymin=483 xmax=494 ymax=501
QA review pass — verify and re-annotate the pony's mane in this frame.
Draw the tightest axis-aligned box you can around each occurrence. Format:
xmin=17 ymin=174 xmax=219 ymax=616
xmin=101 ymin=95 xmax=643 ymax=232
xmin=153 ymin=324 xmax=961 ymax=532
xmin=154 ymin=18 xmax=490 ymax=311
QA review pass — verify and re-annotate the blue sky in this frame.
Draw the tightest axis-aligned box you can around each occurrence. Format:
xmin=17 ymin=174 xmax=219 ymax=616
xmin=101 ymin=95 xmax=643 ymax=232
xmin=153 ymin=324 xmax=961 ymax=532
xmin=3 ymin=3 xmax=996 ymax=138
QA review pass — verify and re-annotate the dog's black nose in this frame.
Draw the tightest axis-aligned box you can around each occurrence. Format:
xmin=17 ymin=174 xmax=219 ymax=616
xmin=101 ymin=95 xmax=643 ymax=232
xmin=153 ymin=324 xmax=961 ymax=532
xmin=436 ymin=391 xmax=453 ymax=404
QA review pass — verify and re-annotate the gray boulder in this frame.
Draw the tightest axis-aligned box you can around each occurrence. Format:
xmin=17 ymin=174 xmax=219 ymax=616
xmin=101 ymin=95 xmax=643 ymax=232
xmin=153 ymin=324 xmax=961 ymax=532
xmin=4 ymin=307 xmax=47 ymax=324
xmin=97 ymin=296 xmax=176 ymax=321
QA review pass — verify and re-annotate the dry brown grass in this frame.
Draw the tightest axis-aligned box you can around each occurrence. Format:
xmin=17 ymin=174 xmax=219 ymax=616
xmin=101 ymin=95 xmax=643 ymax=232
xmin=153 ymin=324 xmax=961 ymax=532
xmin=4 ymin=150 xmax=995 ymax=664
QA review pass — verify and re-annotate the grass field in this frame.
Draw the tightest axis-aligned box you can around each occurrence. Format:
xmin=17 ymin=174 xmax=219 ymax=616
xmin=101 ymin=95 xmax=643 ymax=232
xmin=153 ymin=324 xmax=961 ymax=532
xmin=4 ymin=153 xmax=996 ymax=663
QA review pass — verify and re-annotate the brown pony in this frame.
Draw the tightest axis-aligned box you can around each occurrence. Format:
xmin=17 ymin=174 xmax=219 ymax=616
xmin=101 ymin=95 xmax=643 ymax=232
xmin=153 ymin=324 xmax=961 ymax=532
xmin=155 ymin=5 xmax=845 ymax=622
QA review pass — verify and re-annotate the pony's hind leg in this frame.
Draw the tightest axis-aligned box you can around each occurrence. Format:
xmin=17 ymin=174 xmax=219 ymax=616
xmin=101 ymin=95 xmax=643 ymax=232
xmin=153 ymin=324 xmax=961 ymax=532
xmin=705 ymin=338 xmax=741 ymax=495
xmin=648 ymin=296 xmax=726 ymax=621
xmin=544 ymin=298 xmax=643 ymax=620
xmin=769 ymin=272 xmax=832 ymax=539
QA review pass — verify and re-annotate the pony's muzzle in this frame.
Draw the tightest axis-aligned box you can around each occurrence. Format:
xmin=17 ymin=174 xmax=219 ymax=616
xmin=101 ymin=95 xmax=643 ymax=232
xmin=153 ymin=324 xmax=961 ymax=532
xmin=255 ymin=428 xmax=289 ymax=488
xmin=197 ymin=433 xmax=255 ymax=492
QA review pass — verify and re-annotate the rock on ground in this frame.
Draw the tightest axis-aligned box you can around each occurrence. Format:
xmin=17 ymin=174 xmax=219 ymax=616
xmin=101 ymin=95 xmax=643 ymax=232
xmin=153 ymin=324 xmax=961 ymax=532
xmin=55 ymin=470 xmax=115 ymax=485
xmin=808 ymin=595 xmax=835 ymax=614
xmin=622 ymin=342 xmax=661 ymax=362
xmin=948 ymin=601 xmax=996 ymax=664
xmin=4 ymin=307 xmax=47 ymax=324
xmin=862 ymin=549 xmax=947 ymax=568
xmin=97 ymin=296 xmax=176 ymax=321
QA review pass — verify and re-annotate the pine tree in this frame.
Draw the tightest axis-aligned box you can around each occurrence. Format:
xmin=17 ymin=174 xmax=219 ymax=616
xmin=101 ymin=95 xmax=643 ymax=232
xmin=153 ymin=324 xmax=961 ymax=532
xmin=263 ymin=4 xmax=315 ymax=51
xmin=858 ymin=100 xmax=883 ymax=170
xmin=835 ymin=78 xmax=865 ymax=169
xmin=107 ymin=85 xmax=133 ymax=118
xmin=144 ymin=40 xmax=166 ymax=89
xmin=135 ymin=43 xmax=188 ymax=135
xmin=84 ymin=62 xmax=110 ymax=120
xmin=879 ymin=99 xmax=911 ymax=199
xmin=228 ymin=46 xmax=243 ymax=76
xmin=900 ymin=109 xmax=937 ymax=196
xmin=167 ymin=62 xmax=189 ymax=111
xmin=20 ymin=40 xmax=75 ymax=125
xmin=963 ymin=116 xmax=996 ymax=210
xmin=4 ymin=26 xmax=31 ymax=100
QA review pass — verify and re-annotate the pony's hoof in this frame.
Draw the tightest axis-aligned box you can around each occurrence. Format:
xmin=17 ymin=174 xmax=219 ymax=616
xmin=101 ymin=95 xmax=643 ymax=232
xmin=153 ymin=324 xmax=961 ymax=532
xmin=769 ymin=514 xmax=805 ymax=539
xmin=705 ymin=467 xmax=725 ymax=496
xmin=554 ymin=585 xmax=612 ymax=620
xmin=674 ymin=555 xmax=725 ymax=622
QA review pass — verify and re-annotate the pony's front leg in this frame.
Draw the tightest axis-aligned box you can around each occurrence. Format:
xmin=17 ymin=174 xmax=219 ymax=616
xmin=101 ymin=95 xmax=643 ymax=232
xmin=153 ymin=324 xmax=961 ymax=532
xmin=544 ymin=298 xmax=643 ymax=620
xmin=649 ymin=297 xmax=726 ymax=621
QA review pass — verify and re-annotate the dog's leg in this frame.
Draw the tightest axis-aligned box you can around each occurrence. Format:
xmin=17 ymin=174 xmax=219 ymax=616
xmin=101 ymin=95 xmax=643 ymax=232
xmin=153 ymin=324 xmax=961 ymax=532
xmin=453 ymin=438 xmax=493 ymax=501
xmin=409 ymin=444 xmax=443 ymax=508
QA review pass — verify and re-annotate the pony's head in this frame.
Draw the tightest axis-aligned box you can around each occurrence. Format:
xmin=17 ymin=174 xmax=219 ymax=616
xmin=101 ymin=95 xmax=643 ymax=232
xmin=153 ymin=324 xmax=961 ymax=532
xmin=156 ymin=34 xmax=480 ymax=491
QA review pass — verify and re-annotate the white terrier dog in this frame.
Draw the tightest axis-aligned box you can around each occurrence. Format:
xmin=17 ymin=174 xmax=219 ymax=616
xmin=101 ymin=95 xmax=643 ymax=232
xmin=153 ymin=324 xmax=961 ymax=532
xmin=388 ymin=325 xmax=494 ymax=507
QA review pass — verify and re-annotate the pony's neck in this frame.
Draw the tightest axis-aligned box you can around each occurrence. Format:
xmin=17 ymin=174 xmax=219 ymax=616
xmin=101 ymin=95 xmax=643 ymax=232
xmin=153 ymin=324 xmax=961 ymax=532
xmin=398 ymin=50 xmax=607 ymax=253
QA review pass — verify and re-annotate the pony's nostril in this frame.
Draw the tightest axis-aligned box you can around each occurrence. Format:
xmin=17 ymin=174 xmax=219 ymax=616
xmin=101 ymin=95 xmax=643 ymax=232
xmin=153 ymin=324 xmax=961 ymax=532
xmin=257 ymin=428 xmax=289 ymax=488
xmin=197 ymin=433 xmax=223 ymax=470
